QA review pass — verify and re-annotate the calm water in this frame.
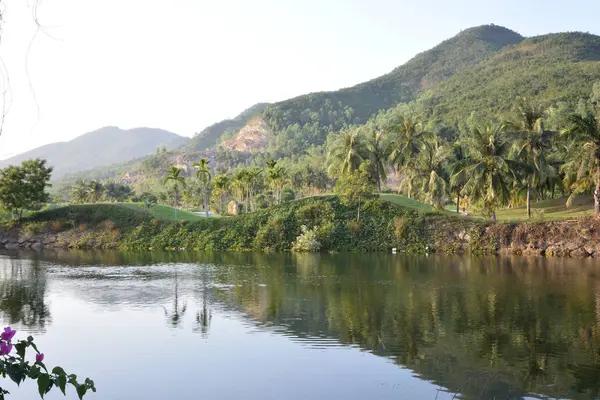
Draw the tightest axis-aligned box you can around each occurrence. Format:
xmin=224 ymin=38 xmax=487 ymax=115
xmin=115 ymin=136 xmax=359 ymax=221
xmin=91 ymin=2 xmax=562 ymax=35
xmin=0 ymin=251 xmax=599 ymax=400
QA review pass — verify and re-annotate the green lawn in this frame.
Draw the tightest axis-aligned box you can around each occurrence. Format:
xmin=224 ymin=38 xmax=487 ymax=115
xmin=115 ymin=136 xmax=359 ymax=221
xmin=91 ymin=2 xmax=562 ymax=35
xmin=494 ymin=195 xmax=594 ymax=221
xmin=120 ymin=203 xmax=207 ymax=221
xmin=379 ymin=193 xmax=443 ymax=213
xmin=380 ymin=193 xmax=595 ymax=221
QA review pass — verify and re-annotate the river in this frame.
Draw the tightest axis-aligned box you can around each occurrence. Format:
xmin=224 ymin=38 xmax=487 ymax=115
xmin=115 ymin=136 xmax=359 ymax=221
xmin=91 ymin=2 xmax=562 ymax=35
xmin=0 ymin=251 xmax=599 ymax=399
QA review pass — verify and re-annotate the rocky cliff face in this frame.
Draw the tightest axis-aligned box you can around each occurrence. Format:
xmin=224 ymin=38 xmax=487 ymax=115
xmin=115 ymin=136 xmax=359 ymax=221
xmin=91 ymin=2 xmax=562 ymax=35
xmin=220 ymin=116 xmax=271 ymax=152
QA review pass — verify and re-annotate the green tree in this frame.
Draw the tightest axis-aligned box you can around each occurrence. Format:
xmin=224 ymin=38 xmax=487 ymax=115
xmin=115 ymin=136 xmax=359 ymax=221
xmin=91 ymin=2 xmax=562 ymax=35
xmin=362 ymin=127 xmax=391 ymax=193
xmin=266 ymin=160 xmax=287 ymax=205
xmin=212 ymin=175 xmax=230 ymax=214
xmin=507 ymin=97 xmax=555 ymax=218
xmin=193 ymin=158 xmax=212 ymax=217
xmin=335 ymin=161 xmax=377 ymax=222
xmin=163 ymin=166 xmax=186 ymax=219
xmin=388 ymin=114 xmax=434 ymax=199
xmin=562 ymin=108 xmax=600 ymax=213
xmin=326 ymin=128 xmax=364 ymax=178
xmin=70 ymin=179 xmax=88 ymax=204
xmin=452 ymin=122 xmax=518 ymax=220
xmin=419 ymin=138 xmax=450 ymax=209
xmin=85 ymin=181 xmax=105 ymax=203
xmin=0 ymin=159 xmax=53 ymax=221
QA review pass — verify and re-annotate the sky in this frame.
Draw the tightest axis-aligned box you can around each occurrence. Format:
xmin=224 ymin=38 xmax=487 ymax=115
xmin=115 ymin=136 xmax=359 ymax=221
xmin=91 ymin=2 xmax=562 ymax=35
xmin=0 ymin=0 xmax=600 ymax=159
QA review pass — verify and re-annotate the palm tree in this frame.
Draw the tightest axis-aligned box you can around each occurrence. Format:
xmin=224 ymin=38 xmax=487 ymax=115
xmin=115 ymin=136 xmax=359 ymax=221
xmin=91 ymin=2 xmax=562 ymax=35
xmin=266 ymin=160 xmax=286 ymax=205
xmin=212 ymin=174 xmax=230 ymax=214
xmin=193 ymin=158 xmax=212 ymax=217
xmin=163 ymin=166 xmax=186 ymax=219
xmin=562 ymin=109 xmax=600 ymax=213
xmin=507 ymin=97 xmax=555 ymax=218
xmin=70 ymin=179 xmax=88 ymax=204
xmin=362 ymin=127 xmax=391 ymax=193
xmin=419 ymin=138 xmax=450 ymax=209
xmin=449 ymin=143 xmax=468 ymax=213
xmin=388 ymin=114 xmax=434 ymax=199
xmin=85 ymin=180 xmax=105 ymax=203
xmin=326 ymin=128 xmax=364 ymax=178
xmin=452 ymin=122 xmax=519 ymax=221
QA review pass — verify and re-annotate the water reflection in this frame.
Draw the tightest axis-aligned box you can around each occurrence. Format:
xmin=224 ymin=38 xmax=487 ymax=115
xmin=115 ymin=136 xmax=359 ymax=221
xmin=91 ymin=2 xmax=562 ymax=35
xmin=1 ymin=251 xmax=600 ymax=399
xmin=0 ymin=256 xmax=51 ymax=332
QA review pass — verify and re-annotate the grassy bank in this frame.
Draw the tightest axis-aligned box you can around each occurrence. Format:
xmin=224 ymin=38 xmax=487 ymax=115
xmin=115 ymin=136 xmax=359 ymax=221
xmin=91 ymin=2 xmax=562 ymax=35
xmin=4 ymin=196 xmax=600 ymax=257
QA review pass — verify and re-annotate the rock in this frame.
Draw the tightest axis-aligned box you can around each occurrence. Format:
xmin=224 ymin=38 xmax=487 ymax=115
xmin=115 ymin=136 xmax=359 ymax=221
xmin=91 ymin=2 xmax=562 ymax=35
xmin=570 ymin=247 xmax=590 ymax=258
xmin=30 ymin=242 xmax=42 ymax=251
xmin=227 ymin=201 xmax=242 ymax=215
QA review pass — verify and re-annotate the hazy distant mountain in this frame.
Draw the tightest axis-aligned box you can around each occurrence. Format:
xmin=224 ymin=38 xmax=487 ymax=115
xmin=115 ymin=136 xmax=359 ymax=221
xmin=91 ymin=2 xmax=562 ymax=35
xmin=0 ymin=126 xmax=188 ymax=178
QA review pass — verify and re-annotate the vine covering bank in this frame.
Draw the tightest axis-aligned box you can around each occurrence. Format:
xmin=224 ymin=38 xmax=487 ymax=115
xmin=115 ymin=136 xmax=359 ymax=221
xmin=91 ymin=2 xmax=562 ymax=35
xmin=0 ymin=197 xmax=598 ymax=257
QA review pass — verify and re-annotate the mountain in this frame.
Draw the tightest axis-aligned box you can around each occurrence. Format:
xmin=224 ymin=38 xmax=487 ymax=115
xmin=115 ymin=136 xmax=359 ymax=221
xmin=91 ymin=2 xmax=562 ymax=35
xmin=57 ymin=25 xmax=600 ymax=187
xmin=0 ymin=127 xmax=188 ymax=178
xmin=182 ymin=103 xmax=270 ymax=152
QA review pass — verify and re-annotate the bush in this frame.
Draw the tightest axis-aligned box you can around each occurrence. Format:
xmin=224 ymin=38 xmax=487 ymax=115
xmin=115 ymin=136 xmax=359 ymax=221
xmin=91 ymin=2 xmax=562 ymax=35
xmin=292 ymin=225 xmax=322 ymax=252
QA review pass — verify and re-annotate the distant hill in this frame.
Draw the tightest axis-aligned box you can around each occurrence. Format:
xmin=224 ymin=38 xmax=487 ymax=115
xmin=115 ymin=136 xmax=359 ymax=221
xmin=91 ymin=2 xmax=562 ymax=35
xmin=56 ymin=25 xmax=600 ymax=187
xmin=0 ymin=127 xmax=188 ymax=178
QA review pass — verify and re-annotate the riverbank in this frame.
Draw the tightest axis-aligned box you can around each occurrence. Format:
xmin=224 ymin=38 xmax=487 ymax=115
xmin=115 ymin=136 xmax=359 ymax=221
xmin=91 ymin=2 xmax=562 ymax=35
xmin=0 ymin=197 xmax=598 ymax=257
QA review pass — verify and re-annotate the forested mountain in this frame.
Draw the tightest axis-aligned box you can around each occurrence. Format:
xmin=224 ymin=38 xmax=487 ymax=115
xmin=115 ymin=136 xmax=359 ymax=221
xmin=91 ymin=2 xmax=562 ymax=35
xmin=55 ymin=25 xmax=600 ymax=192
xmin=0 ymin=127 xmax=188 ymax=178
xmin=183 ymin=103 xmax=270 ymax=152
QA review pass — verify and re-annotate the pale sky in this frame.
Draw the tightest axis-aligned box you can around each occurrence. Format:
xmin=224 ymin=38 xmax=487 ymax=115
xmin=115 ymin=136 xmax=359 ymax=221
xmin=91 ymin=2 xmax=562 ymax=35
xmin=1 ymin=0 xmax=600 ymax=159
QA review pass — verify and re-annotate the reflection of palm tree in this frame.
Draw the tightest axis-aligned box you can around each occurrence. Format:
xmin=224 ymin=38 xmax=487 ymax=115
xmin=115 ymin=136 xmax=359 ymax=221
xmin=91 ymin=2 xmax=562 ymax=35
xmin=163 ymin=273 xmax=187 ymax=328
xmin=195 ymin=292 xmax=212 ymax=337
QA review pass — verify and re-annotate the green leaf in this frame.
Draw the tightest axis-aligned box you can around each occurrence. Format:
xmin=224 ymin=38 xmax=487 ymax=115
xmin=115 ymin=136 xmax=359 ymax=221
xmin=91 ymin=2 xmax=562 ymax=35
xmin=30 ymin=342 xmax=39 ymax=353
xmin=6 ymin=364 xmax=24 ymax=385
xmin=51 ymin=366 xmax=65 ymax=375
xmin=28 ymin=366 xmax=40 ymax=379
xmin=57 ymin=374 xmax=66 ymax=395
xmin=15 ymin=342 xmax=26 ymax=359
xmin=76 ymin=384 xmax=87 ymax=400
xmin=37 ymin=374 xmax=50 ymax=398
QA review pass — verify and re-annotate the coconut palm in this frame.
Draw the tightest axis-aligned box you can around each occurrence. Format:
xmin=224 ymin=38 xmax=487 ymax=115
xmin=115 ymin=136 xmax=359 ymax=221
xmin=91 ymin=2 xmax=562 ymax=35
xmin=362 ymin=127 xmax=392 ymax=192
xmin=561 ymin=109 xmax=600 ymax=213
xmin=85 ymin=180 xmax=105 ymax=203
xmin=452 ymin=122 xmax=519 ymax=221
xmin=388 ymin=114 xmax=434 ymax=199
xmin=449 ymin=143 xmax=468 ymax=213
xmin=506 ymin=97 xmax=555 ymax=218
xmin=163 ymin=166 xmax=186 ymax=219
xmin=193 ymin=158 xmax=212 ymax=217
xmin=419 ymin=138 xmax=450 ymax=209
xmin=326 ymin=128 xmax=364 ymax=178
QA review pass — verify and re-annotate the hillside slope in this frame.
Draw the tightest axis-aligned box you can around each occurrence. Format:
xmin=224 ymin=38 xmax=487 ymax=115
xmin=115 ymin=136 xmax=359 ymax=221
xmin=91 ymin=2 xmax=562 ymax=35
xmin=0 ymin=127 xmax=188 ymax=178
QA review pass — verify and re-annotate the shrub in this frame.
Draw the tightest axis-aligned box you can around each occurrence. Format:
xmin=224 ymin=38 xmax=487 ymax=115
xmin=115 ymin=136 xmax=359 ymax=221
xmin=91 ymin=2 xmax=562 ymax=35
xmin=292 ymin=225 xmax=321 ymax=252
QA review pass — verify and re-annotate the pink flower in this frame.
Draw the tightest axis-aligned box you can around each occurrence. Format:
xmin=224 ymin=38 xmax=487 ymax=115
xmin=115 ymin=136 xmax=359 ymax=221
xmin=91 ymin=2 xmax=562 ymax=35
xmin=35 ymin=353 xmax=44 ymax=363
xmin=0 ymin=341 xmax=13 ymax=355
xmin=1 ymin=327 xmax=16 ymax=342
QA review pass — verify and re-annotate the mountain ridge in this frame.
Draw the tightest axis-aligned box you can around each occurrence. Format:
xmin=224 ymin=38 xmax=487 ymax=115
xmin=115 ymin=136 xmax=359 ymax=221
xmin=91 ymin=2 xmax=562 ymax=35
xmin=0 ymin=126 xmax=188 ymax=178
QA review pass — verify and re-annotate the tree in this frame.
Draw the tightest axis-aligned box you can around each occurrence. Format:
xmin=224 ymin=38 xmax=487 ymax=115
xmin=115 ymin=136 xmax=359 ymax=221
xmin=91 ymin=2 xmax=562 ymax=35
xmin=335 ymin=161 xmax=377 ymax=222
xmin=266 ymin=160 xmax=287 ymax=205
xmin=506 ymin=97 xmax=555 ymax=218
xmin=211 ymin=175 xmax=230 ymax=214
xmin=561 ymin=108 xmax=600 ymax=213
xmin=449 ymin=143 xmax=468 ymax=213
xmin=193 ymin=158 xmax=212 ymax=217
xmin=388 ymin=114 xmax=434 ymax=199
xmin=0 ymin=159 xmax=52 ymax=221
xmin=85 ymin=181 xmax=105 ymax=203
xmin=452 ymin=122 xmax=518 ymax=221
xmin=326 ymin=128 xmax=364 ymax=178
xmin=362 ymin=127 xmax=391 ymax=193
xmin=70 ymin=179 xmax=88 ymax=204
xmin=419 ymin=138 xmax=450 ymax=209
xmin=163 ymin=166 xmax=186 ymax=219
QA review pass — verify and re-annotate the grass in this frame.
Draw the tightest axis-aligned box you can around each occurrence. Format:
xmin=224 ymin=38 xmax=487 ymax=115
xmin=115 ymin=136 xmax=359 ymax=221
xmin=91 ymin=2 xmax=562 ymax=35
xmin=494 ymin=195 xmax=594 ymax=221
xmin=380 ymin=193 xmax=596 ymax=222
xmin=121 ymin=203 xmax=207 ymax=221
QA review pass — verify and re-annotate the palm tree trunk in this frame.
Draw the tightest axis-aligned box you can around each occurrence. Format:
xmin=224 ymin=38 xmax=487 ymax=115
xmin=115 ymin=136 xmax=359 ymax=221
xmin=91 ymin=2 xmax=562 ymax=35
xmin=204 ymin=190 xmax=208 ymax=217
xmin=456 ymin=194 xmax=460 ymax=214
xmin=174 ymin=188 xmax=179 ymax=220
xmin=595 ymin=169 xmax=600 ymax=215
xmin=526 ymin=181 xmax=531 ymax=219
xmin=357 ymin=200 xmax=361 ymax=223
xmin=376 ymin=163 xmax=382 ymax=193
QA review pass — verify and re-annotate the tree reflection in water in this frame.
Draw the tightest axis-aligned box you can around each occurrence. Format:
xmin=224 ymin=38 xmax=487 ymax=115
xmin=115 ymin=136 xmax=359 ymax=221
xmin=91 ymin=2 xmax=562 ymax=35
xmin=0 ymin=256 xmax=51 ymax=332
